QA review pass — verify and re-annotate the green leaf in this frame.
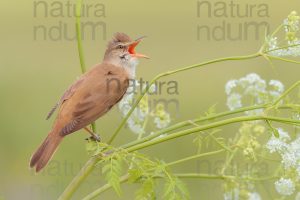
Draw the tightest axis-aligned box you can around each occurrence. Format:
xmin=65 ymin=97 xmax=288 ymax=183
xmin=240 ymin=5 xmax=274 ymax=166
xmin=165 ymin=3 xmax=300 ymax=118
xmin=173 ymin=177 xmax=190 ymax=200
xmin=86 ymin=140 xmax=108 ymax=156
xmin=102 ymin=153 xmax=124 ymax=196
xmin=265 ymin=120 xmax=279 ymax=138
xmin=135 ymin=178 xmax=156 ymax=200
xmin=128 ymin=168 xmax=143 ymax=183
xmin=163 ymin=177 xmax=189 ymax=200
xmin=205 ymin=104 xmax=217 ymax=117
xmin=160 ymin=166 xmax=190 ymax=200
xmin=85 ymin=140 xmax=97 ymax=155
xmin=272 ymin=128 xmax=279 ymax=138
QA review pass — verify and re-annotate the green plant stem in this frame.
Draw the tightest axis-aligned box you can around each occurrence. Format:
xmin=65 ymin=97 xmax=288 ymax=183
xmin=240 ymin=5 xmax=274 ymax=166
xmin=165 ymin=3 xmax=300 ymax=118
xmin=273 ymin=80 xmax=300 ymax=105
xmin=58 ymin=156 xmax=100 ymax=200
xmin=82 ymin=174 xmax=129 ymax=200
xmin=167 ymin=149 xmax=225 ymax=167
xmin=158 ymin=173 xmax=277 ymax=181
xmin=264 ymin=43 xmax=300 ymax=54
xmin=75 ymin=0 xmax=86 ymax=74
xmin=270 ymin=24 xmax=283 ymax=39
xmin=125 ymin=115 xmax=300 ymax=153
xmin=259 ymin=24 xmax=282 ymax=52
xmin=107 ymin=53 xmax=262 ymax=145
xmin=128 ymin=116 xmax=149 ymax=169
xmin=209 ymin=134 xmax=232 ymax=152
xmin=122 ymin=104 xmax=268 ymax=149
xmin=122 ymin=103 xmax=298 ymax=150
xmin=83 ymin=171 xmax=277 ymax=199
xmin=82 ymin=149 xmax=225 ymax=200
xmin=221 ymin=148 xmax=238 ymax=175
xmin=75 ymin=0 xmax=96 ymax=134
xmin=267 ymin=55 xmax=300 ymax=65
xmin=220 ymin=132 xmax=241 ymax=175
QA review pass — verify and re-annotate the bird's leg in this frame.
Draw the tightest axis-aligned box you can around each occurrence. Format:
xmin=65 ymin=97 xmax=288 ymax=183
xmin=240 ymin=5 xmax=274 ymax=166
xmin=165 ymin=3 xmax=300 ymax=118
xmin=84 ymin=127 xmax=101 ymax=142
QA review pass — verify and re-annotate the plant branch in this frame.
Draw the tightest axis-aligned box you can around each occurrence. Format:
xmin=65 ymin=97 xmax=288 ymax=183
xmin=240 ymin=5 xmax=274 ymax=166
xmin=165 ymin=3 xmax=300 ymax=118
xmin=82 ymin=174 xmax=129 ymax=200
xmin=264 ymin=43 xmax=300 ymax=54
xmin=167 ymin=149 xmax=226 ymax=167
xmin=75 ymin=0 xmax=86 ymax=74
xmin=122 ymin=104 xmax=269 ymax=150
xmin=125 ymin=115 xmax=300 ymax=153
xmin=267 ymin=55 xmax=300 ymax=65
xmin=107 ymin=53 xmax=262 ymax=144
xmin=82 ymin=171 xmax=277 ymax=199
xmin=273 ymin=80 xmax=300 ymax=105
xmin=161 ymin=173 xmax=277 ymax=181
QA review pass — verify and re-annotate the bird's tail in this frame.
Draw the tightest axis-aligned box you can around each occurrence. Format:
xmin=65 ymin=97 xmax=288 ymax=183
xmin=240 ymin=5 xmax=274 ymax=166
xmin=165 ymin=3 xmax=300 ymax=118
xmin=30 ymin=130 xmax=63 ymax=172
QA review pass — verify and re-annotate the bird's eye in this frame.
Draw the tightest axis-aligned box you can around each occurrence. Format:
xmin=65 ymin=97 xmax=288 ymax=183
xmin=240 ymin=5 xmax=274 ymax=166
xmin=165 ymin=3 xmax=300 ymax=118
xmin=117 ymin=45 xmax=124 ymax=49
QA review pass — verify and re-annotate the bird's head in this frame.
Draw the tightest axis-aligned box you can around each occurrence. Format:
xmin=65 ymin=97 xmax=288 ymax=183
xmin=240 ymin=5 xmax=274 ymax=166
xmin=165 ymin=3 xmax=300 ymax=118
xmin=103 ymin=32 xmax=149 ymax=70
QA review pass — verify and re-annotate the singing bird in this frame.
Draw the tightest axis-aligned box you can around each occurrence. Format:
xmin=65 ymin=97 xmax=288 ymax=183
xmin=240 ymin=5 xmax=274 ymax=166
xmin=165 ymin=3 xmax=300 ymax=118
xmin=30 ymin=32 xmax=148 ymax=172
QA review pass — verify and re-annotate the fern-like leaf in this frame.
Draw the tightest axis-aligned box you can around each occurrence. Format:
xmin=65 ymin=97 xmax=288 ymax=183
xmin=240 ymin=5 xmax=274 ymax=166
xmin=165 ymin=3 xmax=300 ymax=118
xmin=102 ymin=153 xmax=124 ymax=196
xmin=135 ymin=178 xmax=156 ymax=200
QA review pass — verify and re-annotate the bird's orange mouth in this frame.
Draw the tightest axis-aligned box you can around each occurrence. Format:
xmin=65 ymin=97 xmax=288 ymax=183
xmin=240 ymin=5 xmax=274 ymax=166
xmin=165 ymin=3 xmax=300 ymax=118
xmin=128 ymin=39 xmax=149 ymax=59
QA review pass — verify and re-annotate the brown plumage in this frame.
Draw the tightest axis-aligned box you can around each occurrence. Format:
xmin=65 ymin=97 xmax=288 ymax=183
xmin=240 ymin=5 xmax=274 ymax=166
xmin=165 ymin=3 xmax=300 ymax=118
xmin=30 ymin=33 xmax=148 ymax=172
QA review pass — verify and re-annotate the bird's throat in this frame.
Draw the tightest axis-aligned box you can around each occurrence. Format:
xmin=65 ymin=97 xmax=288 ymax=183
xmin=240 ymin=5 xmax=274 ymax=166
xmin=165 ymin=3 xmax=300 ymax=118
xmin=126 ymin=59 xmax=139 ymax=79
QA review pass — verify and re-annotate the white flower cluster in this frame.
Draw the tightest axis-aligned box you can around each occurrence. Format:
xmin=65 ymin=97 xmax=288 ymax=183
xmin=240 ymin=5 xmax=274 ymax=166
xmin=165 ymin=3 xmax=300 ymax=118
xmin=119 ymin=92 xmax=148 ymax=135
xmin=267 ymin=11 xmax=300 ymax=57
xmin=266 ymin=128 xmax=290 ymax=153
xmin=275 ymin=178 xmax=295 ymax=196
xmin=267 ymin=38 xmax=300 ymax=57
xmin=118 ymin=80 xmax=171 ymax=135
xmin=266 ymin=128 xmax=300 ymax=196
xmin=225 ymin=73 xmax=284 ymax=112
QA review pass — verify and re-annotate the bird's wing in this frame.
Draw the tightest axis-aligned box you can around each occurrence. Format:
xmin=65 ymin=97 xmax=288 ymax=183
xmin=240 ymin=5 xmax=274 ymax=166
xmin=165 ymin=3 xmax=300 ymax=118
xmin=58 ymin=64 xmax=129 ymax=136
xmin=46 ymin=77 xmax=85 ymax=120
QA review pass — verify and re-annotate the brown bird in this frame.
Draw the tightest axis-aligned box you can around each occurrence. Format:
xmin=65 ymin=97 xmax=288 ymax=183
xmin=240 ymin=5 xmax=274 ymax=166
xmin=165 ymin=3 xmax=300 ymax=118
xmin=30 ymin=33 xmax=148 ymax=172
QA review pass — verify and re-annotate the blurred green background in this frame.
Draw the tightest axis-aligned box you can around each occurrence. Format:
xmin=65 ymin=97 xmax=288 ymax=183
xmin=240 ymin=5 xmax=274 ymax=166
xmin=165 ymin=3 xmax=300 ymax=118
xmin=1 ymin=0 xmax=300 ymax=199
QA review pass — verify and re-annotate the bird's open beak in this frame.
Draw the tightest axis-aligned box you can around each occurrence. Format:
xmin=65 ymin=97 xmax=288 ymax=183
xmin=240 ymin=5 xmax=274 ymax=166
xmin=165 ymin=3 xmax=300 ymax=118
xmin=127 ymin=36 xmax=149 ymax=59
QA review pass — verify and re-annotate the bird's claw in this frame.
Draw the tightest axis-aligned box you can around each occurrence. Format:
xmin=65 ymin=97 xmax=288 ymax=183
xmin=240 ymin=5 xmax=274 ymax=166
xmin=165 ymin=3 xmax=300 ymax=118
xmin=85 ymin=134 xmax=101 ymax=142
xmin=92 ymin=134 xmax=101 ymax=142
xmin=91 ymin=133 xmax=101 ymax=142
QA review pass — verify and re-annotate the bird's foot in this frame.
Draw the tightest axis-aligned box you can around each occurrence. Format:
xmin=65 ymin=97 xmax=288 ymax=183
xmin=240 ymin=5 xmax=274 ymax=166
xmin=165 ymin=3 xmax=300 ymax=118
xmin=85 ymin=135 xmax=101 ymax=142
xmin=84 ymin=127 xmax=101 ymax=142
xmin=90 ymin=133 xmax=101 ymax=142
